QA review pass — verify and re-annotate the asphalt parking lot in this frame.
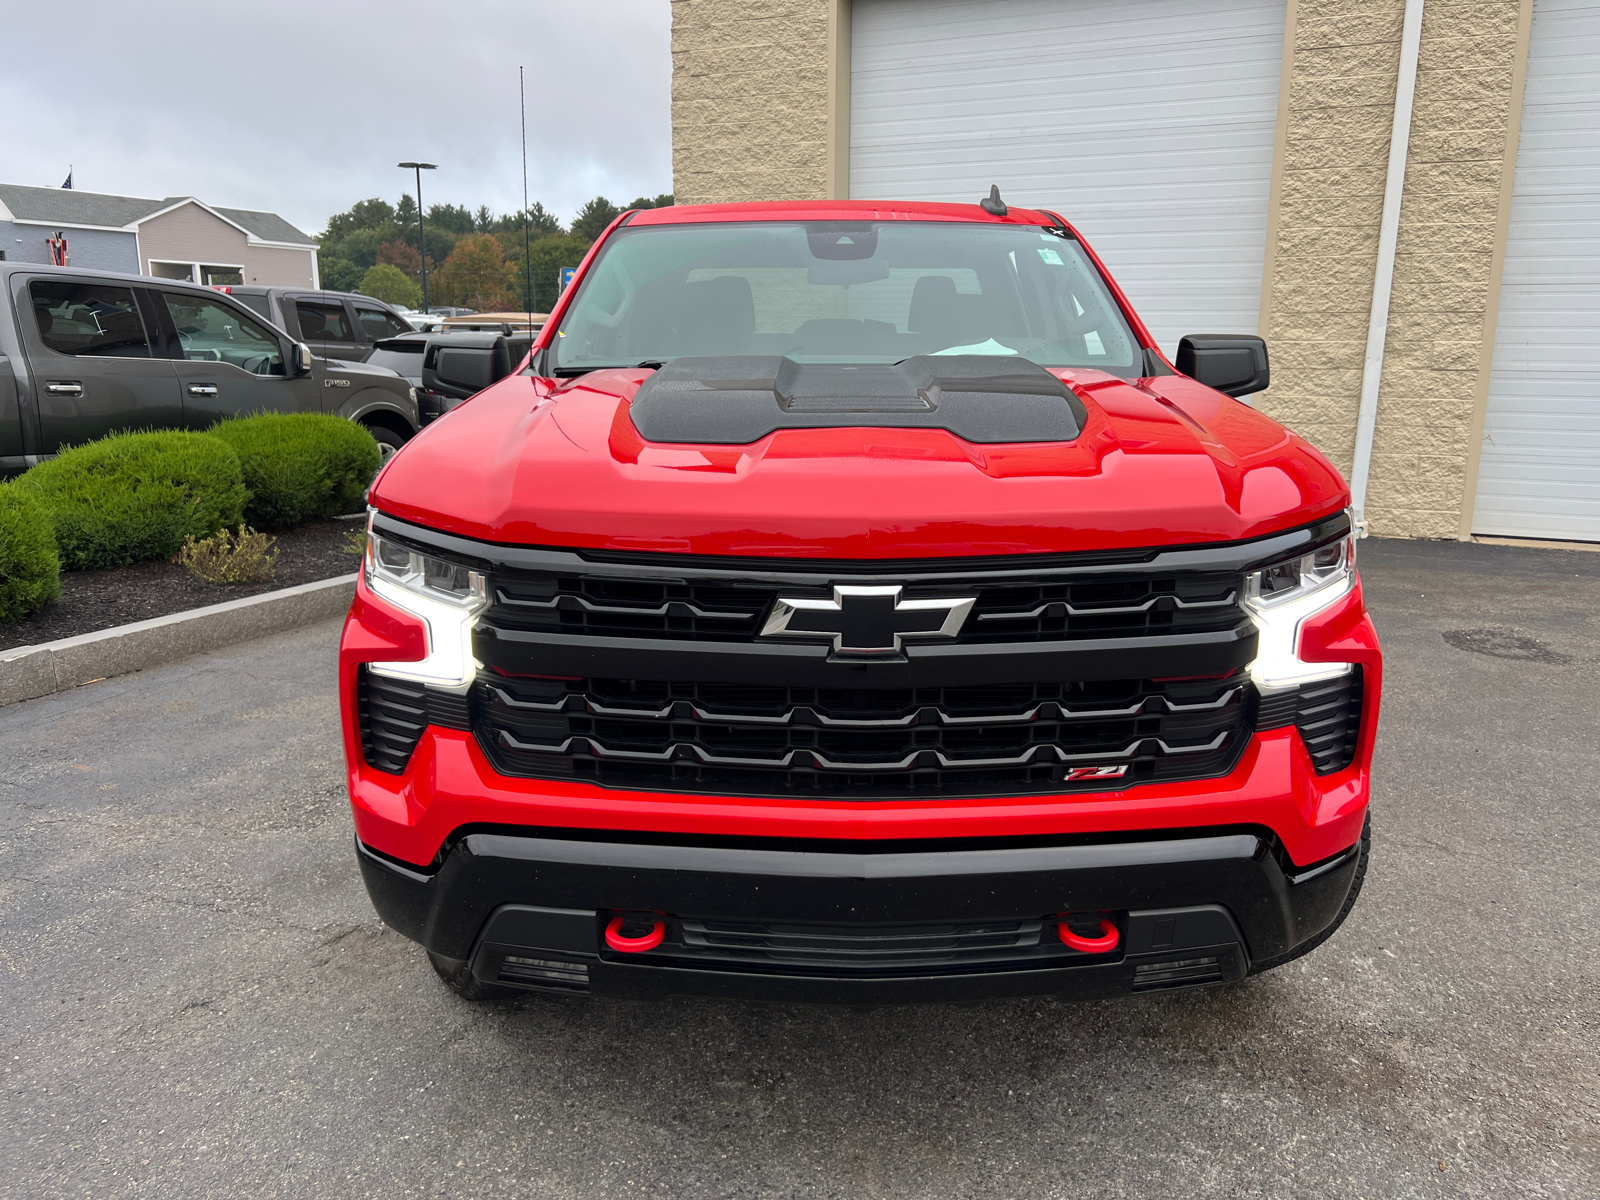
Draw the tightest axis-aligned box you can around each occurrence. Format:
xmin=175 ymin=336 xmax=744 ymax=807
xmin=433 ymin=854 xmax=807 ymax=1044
xmin=2 ymin=538 xmax=1597 ymax=1199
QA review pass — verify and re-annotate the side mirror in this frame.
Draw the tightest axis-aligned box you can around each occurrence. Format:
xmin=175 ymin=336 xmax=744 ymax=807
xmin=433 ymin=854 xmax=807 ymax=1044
xmin=1176 ymin=335 xmax=1269 ymax=398
xmin=292 ymin=342 xmax=314 ymax=376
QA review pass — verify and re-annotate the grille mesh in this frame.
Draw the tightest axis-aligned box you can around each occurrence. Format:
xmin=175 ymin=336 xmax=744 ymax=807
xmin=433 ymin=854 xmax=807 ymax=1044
xmin=486 ymin=567 xmax=1243 ymax=645
xmin=474 ymin=673 xmax=1252 ymax=798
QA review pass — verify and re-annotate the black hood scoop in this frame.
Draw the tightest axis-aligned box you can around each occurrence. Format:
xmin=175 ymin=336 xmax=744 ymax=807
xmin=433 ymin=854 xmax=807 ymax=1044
xmin=627 ymin=355 xmax=1087 ymax=445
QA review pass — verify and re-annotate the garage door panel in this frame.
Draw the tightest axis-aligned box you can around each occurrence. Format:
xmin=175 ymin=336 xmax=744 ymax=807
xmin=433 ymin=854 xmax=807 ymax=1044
xmin=1474 ymin=0 xmax=1600 ymax=540
xmin=851 ymin=0 xmax=1287 ymax=354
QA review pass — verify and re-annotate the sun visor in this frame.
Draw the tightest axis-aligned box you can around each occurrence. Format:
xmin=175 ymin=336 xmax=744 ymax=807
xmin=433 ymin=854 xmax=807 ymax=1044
xmin=627 ymin=355 xmax=1087 ymax=445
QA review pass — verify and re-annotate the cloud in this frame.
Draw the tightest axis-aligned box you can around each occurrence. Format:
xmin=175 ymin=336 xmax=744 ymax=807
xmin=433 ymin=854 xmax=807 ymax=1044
xmin=0 ymin=0 xmax=671 ymax=236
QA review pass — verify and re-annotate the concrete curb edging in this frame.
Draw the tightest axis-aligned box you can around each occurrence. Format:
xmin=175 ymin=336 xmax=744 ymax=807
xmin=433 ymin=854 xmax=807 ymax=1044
xmin=0 ymin=574 xmax=357 ymax=707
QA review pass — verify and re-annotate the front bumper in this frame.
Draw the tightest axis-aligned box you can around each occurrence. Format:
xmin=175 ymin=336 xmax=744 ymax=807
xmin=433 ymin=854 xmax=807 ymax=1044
xmin=356 ymin=825 xmax=1363 ymax=1004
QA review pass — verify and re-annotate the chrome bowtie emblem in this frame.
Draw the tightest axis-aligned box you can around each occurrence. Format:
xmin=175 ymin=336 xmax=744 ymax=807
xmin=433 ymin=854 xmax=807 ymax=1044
xmin=761 ymin=585 xmax=975 ymax=655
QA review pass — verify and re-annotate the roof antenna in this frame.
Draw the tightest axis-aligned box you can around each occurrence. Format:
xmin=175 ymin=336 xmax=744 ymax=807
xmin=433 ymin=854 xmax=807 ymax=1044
xmin=979 ymin=184 xmax=1008 ymax=216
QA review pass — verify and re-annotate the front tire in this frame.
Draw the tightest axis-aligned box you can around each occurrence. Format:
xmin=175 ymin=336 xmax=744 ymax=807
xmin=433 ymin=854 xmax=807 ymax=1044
xmin=366 ymin=423 xmax=406 ymax=466
xmin=1249 ymin=816 xmax=1371 ymax=976
xmin=427 ymin=951 xmax=515 ymax=1001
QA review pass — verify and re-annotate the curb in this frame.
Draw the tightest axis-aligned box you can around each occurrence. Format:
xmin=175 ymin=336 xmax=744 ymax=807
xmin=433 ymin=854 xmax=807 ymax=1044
xmin=0 ymin=574 xmax=357 ymax=707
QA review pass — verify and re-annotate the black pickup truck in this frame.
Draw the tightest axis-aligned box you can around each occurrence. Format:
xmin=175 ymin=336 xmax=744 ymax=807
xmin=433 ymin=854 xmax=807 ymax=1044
xmin=0 ymin=263 xmax=421 ymax=474
xmin=367 ymin=330 xmax=532 ymax=424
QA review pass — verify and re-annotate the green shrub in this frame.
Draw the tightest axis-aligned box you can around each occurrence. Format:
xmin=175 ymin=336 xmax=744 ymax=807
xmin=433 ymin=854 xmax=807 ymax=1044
xmin=208 ymin=414 xmax=380 ymax=530
xmin=16 ymin=431 xmax=246 ymax=571
xmin=0 ymin=484 xmax=62 ymax=622
xmin=178 ymin=525 xmax=279 ymax=584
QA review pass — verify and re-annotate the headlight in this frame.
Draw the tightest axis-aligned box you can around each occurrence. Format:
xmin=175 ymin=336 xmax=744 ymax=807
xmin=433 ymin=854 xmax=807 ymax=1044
xmin=408 ymin=385 xmax=418 ymax=404
xmin=364 ymin=513 xmax=486 ymax=689
xmin=1244 ymin=515 xmax=1356 ymax=692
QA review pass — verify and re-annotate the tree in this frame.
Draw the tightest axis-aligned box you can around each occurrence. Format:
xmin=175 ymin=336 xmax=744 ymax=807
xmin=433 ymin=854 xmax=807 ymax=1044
xmin=515 ymin=234 xmax=589 ymax=312
xmin=377 ymin=239 xmax=425 ymax=282
xmin=319 ymin=257 xmax=362 ymax=293
xmin=358 ymin=264 xmax=422 ymax=309
xmin=426 ymin=203 xmax=476 ymax=235
xmin=324 ymin=198 xmax=396 ymax=241
xmin=628 ymin=193 xmax=675 ymax=210
xmin=431 ymin=234 xmax=515 ymax=311
xmin=571 ymin=196 xmax=622 ymax=244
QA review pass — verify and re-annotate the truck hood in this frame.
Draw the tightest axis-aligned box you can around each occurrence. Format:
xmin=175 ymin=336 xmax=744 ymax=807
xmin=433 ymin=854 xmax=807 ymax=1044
xmin=370 ymin=367 xmax=1348 ymax=557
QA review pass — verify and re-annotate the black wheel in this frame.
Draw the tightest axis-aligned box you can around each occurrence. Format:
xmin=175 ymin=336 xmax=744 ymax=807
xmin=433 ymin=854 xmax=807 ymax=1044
xmin=366 ymin=423 xmax=406 ymax=466
xmin=427 ymin=951 xmax=515 ymax=1001
xmin=1249 ymin=816 xmax=1370 ymax=976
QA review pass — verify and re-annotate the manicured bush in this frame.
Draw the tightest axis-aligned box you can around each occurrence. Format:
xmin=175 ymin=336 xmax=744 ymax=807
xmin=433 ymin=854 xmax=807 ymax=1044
xmin=0 ymin=484 xmax=62 ymax=622
xmin=16 ymin=431 xmax=247 ymax=571
xmin=208 ymin=413 xmax=380 ymax=530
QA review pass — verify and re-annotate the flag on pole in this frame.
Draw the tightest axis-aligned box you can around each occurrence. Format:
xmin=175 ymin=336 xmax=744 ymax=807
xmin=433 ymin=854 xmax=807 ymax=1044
xmin=61 ymin=167 xmax=72 ymax=189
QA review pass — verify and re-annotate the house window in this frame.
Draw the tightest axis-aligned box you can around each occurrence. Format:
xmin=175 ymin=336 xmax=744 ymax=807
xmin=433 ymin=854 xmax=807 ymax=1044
xmin=149 ymin=261 xmax=196 ymax=282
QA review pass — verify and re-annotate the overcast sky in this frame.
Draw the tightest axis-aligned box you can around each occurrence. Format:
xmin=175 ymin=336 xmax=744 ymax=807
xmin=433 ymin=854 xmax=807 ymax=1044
xmin=0 ymin=0 xmax=671 ymax=238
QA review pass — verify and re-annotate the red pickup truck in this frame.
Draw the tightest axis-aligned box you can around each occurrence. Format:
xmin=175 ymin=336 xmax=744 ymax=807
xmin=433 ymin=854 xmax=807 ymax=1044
xmin=339 ymin=198 xmax=1379 ymax=1004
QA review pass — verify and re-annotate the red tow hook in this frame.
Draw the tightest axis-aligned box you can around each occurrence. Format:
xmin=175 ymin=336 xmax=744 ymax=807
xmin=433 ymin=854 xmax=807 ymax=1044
xmin=605 ymin=912 xmax=666 ymax=953
xmin=1057 ymin=912 xmax=1120 ymax=953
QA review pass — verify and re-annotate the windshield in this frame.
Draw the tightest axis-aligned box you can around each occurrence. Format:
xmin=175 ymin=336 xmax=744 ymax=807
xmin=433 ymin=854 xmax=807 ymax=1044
xmin=550 ymin=221 xmax=1142 ymax=375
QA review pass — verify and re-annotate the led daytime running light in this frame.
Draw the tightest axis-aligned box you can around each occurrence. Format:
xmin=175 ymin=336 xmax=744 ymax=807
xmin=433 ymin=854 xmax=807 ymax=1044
xmin=364 ymin=515 xmax=487 ymax=689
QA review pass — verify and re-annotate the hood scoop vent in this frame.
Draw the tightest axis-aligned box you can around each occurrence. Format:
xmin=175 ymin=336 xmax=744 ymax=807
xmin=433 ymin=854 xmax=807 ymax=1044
xmin=628 ymin=355 xmax=1086 ymax=446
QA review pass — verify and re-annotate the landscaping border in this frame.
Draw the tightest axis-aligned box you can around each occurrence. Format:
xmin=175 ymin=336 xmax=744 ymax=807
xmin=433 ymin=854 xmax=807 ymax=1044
xmin=0 ymin=574 xmax=356 ymax=706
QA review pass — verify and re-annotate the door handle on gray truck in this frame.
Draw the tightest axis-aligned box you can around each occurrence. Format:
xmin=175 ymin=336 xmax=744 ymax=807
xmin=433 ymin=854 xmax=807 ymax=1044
xmin=46 ymin=381 xmax=84 ymax=396
xmin=188 ymin=384 xmax=219 ymax=396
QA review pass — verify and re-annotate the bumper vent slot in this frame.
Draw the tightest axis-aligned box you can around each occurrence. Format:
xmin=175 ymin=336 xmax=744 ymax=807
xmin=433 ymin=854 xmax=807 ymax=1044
xmin=1132 ymin=956 xmax=1223 ymax=991
xmin=1256 ymin=667 xmax=1363 ymax=775
xmin=497 ymin=956 xmax=590 ymax=991
xmin=356 ymin=667 xmax=472 ymax=775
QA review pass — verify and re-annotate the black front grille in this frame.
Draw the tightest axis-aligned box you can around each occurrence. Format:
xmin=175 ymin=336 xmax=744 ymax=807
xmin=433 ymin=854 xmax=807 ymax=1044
xmin=474 ymin=672 xmax=1253 ymax=798
xmin=486 ymin=565 xmax=1243 ymax=645
xmin=356 ymin=667 xmax=471 ymax=775
xmin=1256 ymin=667 xmax=1363 ymax=775
xmin=642 ymin=915 xmax=1104 ymax=975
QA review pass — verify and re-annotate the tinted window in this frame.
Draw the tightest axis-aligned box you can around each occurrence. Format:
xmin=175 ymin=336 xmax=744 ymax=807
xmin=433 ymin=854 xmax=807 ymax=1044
xmin=368 ymin=343 xmax=425 ymax=375
xmin=553 ymin=222 xmax=1141 ymax=375
xmin=160 ymin=293 xmax=285 ymax=376
xmin=296 ymin=301 xmax=355 ymax=342
xmin=356 ymin=306 xmax=413 ymax=341
xmin=233 ymin=293 xmax=273 ymax=320
xmin=29 ymin=281 xmax=150 ymax=358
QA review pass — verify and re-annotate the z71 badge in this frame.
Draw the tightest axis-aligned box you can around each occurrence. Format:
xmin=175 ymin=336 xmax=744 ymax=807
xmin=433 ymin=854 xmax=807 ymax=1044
xmin=1064 ymin=765 xmax=1129 ymax=781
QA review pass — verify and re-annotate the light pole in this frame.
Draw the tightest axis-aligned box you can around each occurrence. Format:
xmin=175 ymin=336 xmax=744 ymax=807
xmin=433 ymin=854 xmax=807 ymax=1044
xmin=397 ymin=161 xmax=436 ymax=312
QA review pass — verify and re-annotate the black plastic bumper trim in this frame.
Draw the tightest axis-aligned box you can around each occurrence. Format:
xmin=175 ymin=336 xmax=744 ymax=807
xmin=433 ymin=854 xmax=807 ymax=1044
xmin=463 ymin=831 xmax=1262 ymax=880
xmin=473 ymin=623 xmax=1257 ymax=686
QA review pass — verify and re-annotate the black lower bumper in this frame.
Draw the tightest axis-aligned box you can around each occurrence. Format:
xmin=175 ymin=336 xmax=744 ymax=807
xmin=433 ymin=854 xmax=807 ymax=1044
xmin=356 ymin=829 xmax=1361 ymax=1004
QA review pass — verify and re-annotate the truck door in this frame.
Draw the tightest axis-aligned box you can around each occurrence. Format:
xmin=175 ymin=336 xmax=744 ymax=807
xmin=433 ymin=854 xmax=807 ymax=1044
xmin=352 ymin=301 xmax=413 ymax=362
xmin=0 ymin=352 xmax=25 ymax=475
xmin=19 ymin=276 xmax=182 ymax=453
xmin=293 ymin=296 xmax=363 ymax=362
xmin=153 ymin=289 xmax=319 ymax=424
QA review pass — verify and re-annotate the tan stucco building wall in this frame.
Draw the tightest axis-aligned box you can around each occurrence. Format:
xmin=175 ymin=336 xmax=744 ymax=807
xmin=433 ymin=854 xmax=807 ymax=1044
xmin=670 ymin=0 xmax=1537 ymax=539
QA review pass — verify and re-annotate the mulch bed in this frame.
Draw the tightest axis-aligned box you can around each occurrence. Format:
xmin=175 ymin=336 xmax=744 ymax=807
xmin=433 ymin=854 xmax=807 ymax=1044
xmin=1 ymin=518 xmax=365 ymax=652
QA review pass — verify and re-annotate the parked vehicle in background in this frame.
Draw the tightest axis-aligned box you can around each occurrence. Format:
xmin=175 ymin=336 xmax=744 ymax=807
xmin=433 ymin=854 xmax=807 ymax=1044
xmin=425 ymin=306 xmax=475 ymax=319
xmin=391 ymin=307 xmax=445 ymax=332
xmin=440 ymin=311 xmax=546 ymax=334
xmin=0 ymin=263 xmax=420 ymax=475
xmin=366 ymin=330 xmax=532 ymax=424
xmin=225 ymin=286 xmax=416 ymax=364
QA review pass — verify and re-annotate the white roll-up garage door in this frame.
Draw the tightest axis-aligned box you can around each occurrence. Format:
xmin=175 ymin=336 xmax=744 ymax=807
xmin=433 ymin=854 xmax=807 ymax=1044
xmin=1472 ymin=0 xmax=1600 ymax=541
xmin=849 ymin=0 xmax=1287 ymax=355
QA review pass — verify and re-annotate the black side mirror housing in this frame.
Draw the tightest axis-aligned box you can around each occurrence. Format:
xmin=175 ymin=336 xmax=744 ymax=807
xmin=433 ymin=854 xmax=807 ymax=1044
xmin=1176 ymin=334 xmax=1269 ymax=398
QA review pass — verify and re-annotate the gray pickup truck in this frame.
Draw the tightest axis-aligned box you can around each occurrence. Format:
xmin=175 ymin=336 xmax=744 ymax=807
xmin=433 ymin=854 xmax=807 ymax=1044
xmin=0 ymin=263 xmax=420 ymax=476
xmin=224 ymin=286 xmax=416 ymax=364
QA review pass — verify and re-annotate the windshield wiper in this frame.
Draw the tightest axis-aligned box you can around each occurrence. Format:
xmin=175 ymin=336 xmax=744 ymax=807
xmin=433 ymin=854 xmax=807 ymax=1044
xmin=552 ymin=360 xmax=666 ymax=377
